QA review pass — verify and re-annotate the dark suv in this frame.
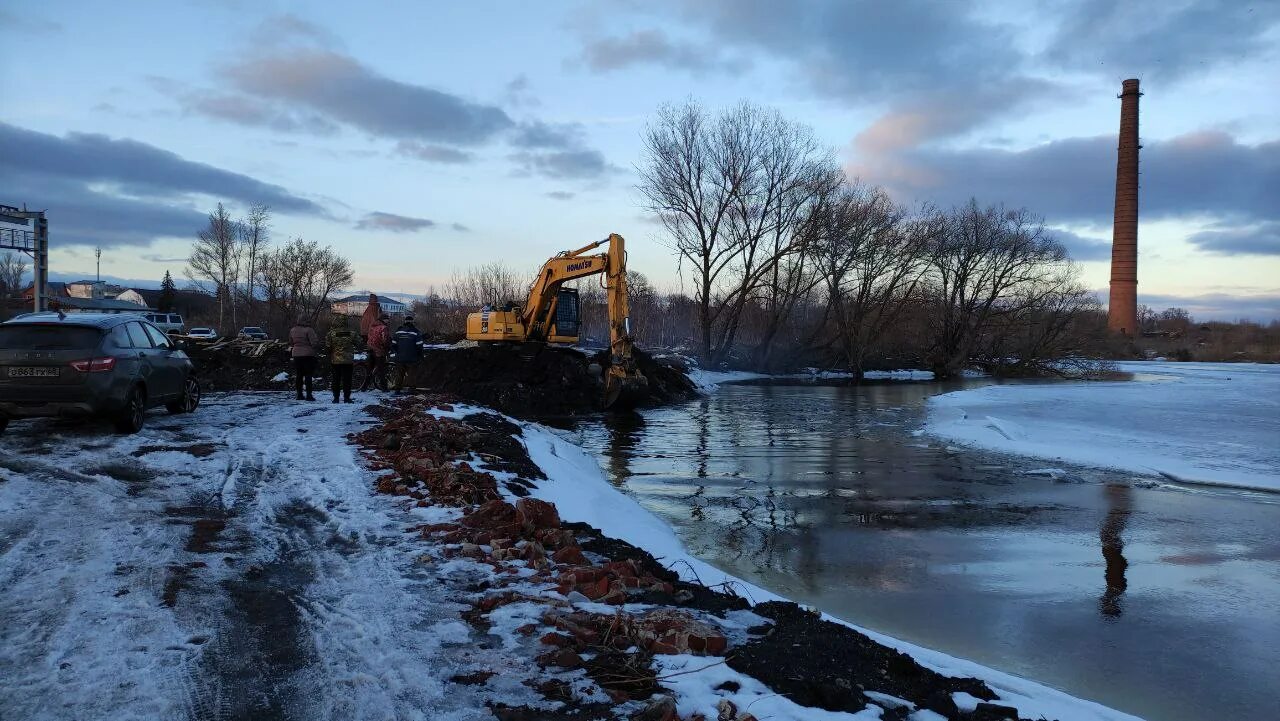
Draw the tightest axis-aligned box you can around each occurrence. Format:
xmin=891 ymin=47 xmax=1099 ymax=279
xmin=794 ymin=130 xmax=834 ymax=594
xmin=0 ymin=312 xmax=201 ymax=434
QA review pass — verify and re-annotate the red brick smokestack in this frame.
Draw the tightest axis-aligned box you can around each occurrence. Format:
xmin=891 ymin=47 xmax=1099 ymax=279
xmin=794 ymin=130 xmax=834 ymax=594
xmin=1108 ymin=78 xmax=1141 ymax=336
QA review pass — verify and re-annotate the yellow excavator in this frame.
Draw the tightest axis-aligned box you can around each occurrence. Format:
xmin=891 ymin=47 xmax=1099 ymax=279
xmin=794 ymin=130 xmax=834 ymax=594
xmin=465 ymin=233 xmax=648 ymax=408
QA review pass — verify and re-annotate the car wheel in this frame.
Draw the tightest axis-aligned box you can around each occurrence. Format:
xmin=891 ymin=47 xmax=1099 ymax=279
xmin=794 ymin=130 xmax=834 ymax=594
xmin=167 ymin=376 xmax=201 ymax=414
xmin=115 ymin=386 xmax=147 ymax=434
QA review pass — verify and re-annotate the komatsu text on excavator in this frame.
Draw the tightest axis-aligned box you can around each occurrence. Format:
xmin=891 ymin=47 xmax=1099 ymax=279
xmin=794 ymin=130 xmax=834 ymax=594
xmin=465 ymin=233 xmax=648 ymax=408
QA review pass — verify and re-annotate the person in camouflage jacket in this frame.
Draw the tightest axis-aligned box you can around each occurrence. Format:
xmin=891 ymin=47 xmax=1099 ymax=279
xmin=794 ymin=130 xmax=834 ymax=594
xmin=326 ymin=315 xmax=358 ymax=403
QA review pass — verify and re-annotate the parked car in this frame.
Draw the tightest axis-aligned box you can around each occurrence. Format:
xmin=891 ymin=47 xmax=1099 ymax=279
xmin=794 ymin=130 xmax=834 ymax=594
xmin=186 ymin=327 xmax=218 ymax=341
xmin=0 ymin=312 xmax=201 ymax=434
xmin=238 ymin=326 xmax=268 ymax=341
xmin=141 ymin=312 xmax=185 ymax=334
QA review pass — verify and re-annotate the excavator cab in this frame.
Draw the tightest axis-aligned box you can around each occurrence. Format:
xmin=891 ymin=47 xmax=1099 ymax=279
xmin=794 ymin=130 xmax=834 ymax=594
xmin=547 ymin=288 xmax=580 ymax=344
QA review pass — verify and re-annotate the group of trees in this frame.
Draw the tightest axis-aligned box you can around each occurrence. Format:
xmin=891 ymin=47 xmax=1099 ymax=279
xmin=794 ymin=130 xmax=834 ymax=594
xmin=632 ymin=101 xmax=1103 ymax=377
xmin=186 ymin=203 xmax=352 ymax=335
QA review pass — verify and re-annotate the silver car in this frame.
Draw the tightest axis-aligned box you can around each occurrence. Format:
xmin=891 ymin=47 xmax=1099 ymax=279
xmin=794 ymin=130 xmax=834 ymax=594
xmin=0 ymin=312 xmax=201 ymax=434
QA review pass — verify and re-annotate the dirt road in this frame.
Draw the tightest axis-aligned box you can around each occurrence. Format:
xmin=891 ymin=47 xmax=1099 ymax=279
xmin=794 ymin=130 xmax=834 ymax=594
xmin=0 ymin=394 xmax=529 ymax=721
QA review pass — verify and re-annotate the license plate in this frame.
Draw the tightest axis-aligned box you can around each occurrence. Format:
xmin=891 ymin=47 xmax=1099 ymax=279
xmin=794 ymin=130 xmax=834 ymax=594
xmin=7 ymin=366 xmax=61 ymax=378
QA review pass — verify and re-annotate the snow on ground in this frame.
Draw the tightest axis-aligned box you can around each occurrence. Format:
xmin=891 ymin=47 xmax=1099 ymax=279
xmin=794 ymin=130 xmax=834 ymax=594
xmin=924 ymin=361 xmax=1280 ymax=492
xmin=0 ymin=394 xmax=538 ymax=720
xmin=687 ymin=368 xmax=770 ymax=391
xmin=516 ymin=419 xmax=1144 ymax=721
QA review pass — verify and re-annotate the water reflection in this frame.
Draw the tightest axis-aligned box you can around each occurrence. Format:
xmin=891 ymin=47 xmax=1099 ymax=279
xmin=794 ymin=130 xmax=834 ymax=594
xmin=1099 ymin=483 xmax=1132 ymax=618
xmin=603 ymin=409 xmax=645 ymax=486
xmin=567 ymin=382 xmax=1280 ymax=721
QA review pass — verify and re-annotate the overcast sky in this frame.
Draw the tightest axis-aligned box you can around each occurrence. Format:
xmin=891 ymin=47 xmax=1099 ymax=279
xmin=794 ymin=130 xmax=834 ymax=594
xmin=2 ymin=0 xmax=1277 ymax=319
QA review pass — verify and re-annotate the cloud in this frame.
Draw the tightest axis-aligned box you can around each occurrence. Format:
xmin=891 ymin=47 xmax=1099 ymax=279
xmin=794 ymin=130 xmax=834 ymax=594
xmin=250 ymin=13 xmax=340 ymax=48
xmin=504 ymin=74 xmax=540 ymax=108
xmin=395 ymin=141 xmax=474 ymax=164
xmin=354 ymin=212 xmax=436 ymax=233
xmin=509 ymin=122 xmax=613 ymax=179
xmin=510 ymin=121 xmax=584 ymax=149
xmin=0 ymin=122 xmax=322 ymax=248
xmin=511 ymin=149 xmax=610 ymax=180
xmin=0 ymin=9 xmax=61 ymax=33
xmin=220 ymin=49 xmax=514 ymax=146
xmin=1044 ymin=0 xmax=1280 ymax=83
xmin=175 ymin=90 xmax=340 ymax=135
xmin=580 ymin=29 xmax=745 ymax=74
xmin=1050 ymin=228 xmax=1113 ymax=262
xmin=1129 ymin=291 xmax=1280 ymax=322
xmin=586 ymin=1 xmax=1279 ymax=164
xmin=164 ymin=17 xmax=613 ymax=181
xmin=451 ymin=223 xmax=470 ymax=232
xmin=141 ymin=254 xmax=190 ymax=263
xmin=546 ymin=191 xmax=576 ymax=201
xmin=1 ymin=122 xmax=321 ymax=214
xmin=589 ymin=1 xmax=1024 ymax=100
xmin=1187 ymin=222 xmax=1280 ymax=256
xmin=858 ymin=131 xmax=1279 ymax=228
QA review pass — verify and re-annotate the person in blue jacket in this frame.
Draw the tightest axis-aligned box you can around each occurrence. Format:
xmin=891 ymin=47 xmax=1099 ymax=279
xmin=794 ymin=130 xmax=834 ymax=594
xmin=391 ymin=315 xmax=423 ymax=394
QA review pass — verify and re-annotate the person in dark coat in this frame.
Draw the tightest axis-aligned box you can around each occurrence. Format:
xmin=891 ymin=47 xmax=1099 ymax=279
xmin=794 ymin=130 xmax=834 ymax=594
xmin=391 ymin=315 xmax=423 ymax=394
xmin=326 ymin=315 xmax=357 ymax=404
xmin=287 ymin=314 xmax=319 ymax=401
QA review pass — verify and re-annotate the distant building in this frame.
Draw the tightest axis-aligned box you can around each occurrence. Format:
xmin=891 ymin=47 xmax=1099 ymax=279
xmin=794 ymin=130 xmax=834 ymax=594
xmin=21 ymin=282 xmax=69 ymax=301
xmin=331 ymin=294 xmax=408 ymax=317
xmin=67 ymin=281 xmax=126 ymax=300
xmin=114 ymin=289 xmax=149 ymax=307
xmin=49 ymin=296 xmax=155 ymax=314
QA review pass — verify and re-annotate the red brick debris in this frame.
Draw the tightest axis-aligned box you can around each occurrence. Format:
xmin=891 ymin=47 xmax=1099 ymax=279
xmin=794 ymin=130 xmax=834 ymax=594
xmin=351 ymin=396 xmax=731 ymax=715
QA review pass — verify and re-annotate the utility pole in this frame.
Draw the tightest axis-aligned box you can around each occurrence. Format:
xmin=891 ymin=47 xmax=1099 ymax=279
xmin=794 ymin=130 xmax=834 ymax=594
xmin=96 ymin=247 xmax=102 ymax=283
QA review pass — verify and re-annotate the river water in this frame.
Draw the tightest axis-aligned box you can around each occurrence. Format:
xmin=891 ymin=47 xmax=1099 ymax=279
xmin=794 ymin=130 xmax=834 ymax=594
xmin=560 ymin=380 xmax=1280 ymax=721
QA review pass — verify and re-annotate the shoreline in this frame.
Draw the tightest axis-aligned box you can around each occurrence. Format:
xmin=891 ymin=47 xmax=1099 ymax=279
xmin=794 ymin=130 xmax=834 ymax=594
xmin=353 ymin=394 xmax=1143 ymax=721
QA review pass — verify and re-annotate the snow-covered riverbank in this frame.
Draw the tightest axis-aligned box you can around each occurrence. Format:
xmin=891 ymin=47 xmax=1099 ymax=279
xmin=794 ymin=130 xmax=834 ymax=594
xmin=924 ymin=362 xmax=1280 ymax=492
xmin=519 ymin=417 xmax=1141 ymax=721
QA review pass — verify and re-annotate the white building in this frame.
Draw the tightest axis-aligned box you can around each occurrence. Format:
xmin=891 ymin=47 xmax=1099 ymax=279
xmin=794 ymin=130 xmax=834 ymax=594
xmin=331 ymin=294 xmax=408 ymax=318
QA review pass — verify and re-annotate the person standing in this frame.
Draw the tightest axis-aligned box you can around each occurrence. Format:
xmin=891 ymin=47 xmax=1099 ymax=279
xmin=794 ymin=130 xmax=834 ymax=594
xmin=327 ymin=315 xmax=357 ymax=404
xmin=288 ymin=314 xmax=319 ymax=401
xmin=391 ymin=315 xmax=423 ymax=394
xmin=360 ymin=313 xmax=391 ymax=391
xmin=360 ymin=293 xmax=382 ymax=342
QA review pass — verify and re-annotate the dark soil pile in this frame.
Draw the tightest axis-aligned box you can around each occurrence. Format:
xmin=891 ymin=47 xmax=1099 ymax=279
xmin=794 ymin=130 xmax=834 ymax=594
xmin=186 ymin=342 xmax=304 ymax=392
xmin=727 ymin=602 xmax=1028 ymax=720
xmin=187 ymin=340 xmax=697 ymax=417
xmin=405 ymin=344 xmax=697 ymax=419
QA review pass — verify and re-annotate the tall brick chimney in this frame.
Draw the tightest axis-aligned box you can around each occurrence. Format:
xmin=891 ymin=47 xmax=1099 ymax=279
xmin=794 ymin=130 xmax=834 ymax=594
xmin=1108 ymin=78 xmax=1141 ymax=336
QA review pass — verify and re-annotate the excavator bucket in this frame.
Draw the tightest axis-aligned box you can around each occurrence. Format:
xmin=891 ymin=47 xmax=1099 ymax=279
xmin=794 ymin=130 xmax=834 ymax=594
xmin=603 ymin=366 xmax=648 ymax=409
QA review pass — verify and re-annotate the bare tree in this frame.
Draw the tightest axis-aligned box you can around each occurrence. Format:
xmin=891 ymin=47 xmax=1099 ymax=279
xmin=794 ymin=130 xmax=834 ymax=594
xmin=813 ymin=186 xmax=941 ymax=376
xmin=925 ymin=200 xmax=1068 ymax=378
xmin=443 ymin=262 xmax=526 ymax=308
xmin=239 ymin=203 xmax=271 ymax=322
xmin=639 ymin=100 xmax=839 ymax=366
xmin=977 ymin=271 xmax=1110 ymax=377
xmin=256 ymin=237 xmax=353 ymax=335
xmin=0 ymin=252 xmax=28 ymax=298
xmin=186 ymin=203 xmax=241 ymax=332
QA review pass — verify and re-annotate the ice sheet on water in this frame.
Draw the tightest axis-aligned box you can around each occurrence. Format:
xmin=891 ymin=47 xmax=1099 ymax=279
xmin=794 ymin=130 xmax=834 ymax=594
xmin=924 ymin=361 xmax=1280 ymax=491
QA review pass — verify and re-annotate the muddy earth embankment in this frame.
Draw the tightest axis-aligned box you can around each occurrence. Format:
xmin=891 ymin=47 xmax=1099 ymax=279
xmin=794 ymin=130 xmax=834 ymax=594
xmin=351 ymin=395 xmax=1048 ymax=721
xmin=189 ymin=341 xmax=698 ymax=418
